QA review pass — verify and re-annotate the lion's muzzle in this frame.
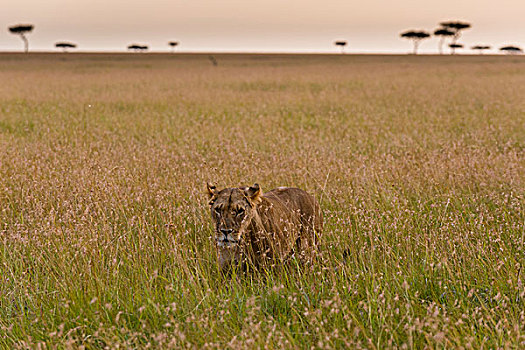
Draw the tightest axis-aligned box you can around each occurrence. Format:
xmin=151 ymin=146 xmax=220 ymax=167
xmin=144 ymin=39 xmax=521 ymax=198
xmin=216 ymin=228 xmax=240 ymax=247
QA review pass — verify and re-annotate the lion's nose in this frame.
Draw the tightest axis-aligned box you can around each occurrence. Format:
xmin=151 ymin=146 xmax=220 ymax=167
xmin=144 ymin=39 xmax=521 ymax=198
xmin=220 ymin=228 xmax=233 ymax=236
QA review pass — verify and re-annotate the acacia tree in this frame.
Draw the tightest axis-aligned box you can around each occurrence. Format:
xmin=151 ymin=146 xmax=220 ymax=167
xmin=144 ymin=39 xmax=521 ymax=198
xmin=471 ymin=45 xmax=491 ymax=55
xmin=400 ymin=30 xmax=430 ymax=54
xmin=168 ymin=41 xmax=179 ymax=53
xmin=334 ymin=40 xmax=347 ymax=54
xmin=55 ymin=42 xmax=77 ymax=53
xmin=449 ymin=43 xmax=463 ymax=55
xmin=8 ymin=24 xmax=34 ymax=53
xmin=127 ymin=44 xmax=148 ymax=52
xmin=439 ymin=21 xmax=471 ymax=48
xmin=433 ymin=28 xmax=454 ymax=54
xmin=500 ymin=46 xmax=523 ymax=55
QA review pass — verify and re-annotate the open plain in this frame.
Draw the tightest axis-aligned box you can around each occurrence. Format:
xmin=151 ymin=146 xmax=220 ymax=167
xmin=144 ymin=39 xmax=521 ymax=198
xmin=0 ymin=53 xmax=524 ymax=348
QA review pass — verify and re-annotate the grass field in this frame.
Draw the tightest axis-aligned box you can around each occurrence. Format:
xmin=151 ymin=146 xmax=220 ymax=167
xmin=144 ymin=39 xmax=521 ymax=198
xmin=0 ymin=53 xmax=524 ymax=348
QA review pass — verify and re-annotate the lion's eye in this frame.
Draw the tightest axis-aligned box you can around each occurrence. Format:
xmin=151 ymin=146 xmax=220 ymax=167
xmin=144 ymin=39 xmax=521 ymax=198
xmin=236 ymin=208 xmax=245 ymax=216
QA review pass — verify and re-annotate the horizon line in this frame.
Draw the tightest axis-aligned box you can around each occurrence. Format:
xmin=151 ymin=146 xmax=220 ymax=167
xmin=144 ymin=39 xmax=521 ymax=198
xmin=0 ymin=50 xmax=520 ymax=56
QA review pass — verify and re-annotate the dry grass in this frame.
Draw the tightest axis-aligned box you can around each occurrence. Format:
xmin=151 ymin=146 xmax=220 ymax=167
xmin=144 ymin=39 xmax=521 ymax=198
xmin=0 ymin=53 xmax=524 ymax=348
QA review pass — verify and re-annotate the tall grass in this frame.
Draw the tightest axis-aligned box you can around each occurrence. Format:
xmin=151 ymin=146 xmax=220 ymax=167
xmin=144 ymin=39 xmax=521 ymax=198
xmin=0 ymin=53 xmax=524 ymax=348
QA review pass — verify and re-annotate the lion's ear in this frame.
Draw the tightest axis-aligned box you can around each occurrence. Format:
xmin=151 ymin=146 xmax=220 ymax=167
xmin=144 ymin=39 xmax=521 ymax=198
xmin=245 ymin=183 xmax=262 ymax=204
xmin=206 ymin=182 xmax=217 ymax=199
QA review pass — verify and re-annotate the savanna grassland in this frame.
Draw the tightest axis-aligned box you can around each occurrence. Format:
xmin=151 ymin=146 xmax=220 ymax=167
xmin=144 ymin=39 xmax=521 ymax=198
xmin=0 ymin=53 xmax=524 ymax=349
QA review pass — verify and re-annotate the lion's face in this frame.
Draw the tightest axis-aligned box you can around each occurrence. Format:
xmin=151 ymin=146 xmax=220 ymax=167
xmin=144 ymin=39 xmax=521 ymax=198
xmin=207 ymin=183 xmax=261 ymax=248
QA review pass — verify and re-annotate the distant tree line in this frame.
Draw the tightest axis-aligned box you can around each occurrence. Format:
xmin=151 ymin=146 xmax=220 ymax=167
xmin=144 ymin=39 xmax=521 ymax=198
xmin=5 ymin=22 xmax=523 ymax=55
xmin=6 ymin=23 xmax=182 ymax=54
xmin=399 ymin=20 xmax=523 ymax=55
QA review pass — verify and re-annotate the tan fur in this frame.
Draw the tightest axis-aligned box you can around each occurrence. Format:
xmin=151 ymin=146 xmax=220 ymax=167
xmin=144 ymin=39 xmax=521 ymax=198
xmin=207 ymin=183 xmax=323 ymax=271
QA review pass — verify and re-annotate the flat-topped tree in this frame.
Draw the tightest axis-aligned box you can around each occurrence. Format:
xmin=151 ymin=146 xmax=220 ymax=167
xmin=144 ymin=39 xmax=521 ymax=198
xmin=434 ymin=28 xmax=454 ymax=54
xmin=471 ymin=45 xmax=491 ymax=55
xmin=334 ymin=40 xmax=347 ymax=54
xmin=449 ymin=43 xmax=463 ymax=55
xmin=168 ymin=41 xmax=179 ymax=53
xmin=55 ymin=42 xmax=77 ymax=53
xmin=400 ymin=30 xmax=430 ymax=54
xmin=500 ymin=46 xmax=523 ymax=55
xmin=8 ymin=24 xmax=34 ymax=53
xmin=439 ymin=21 xmax=471 ymax=49
xmin=127 ymin=44 xmax=148 ymax=52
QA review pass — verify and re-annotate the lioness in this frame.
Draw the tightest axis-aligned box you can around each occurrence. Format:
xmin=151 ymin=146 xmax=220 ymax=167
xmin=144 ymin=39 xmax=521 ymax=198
xmin=206 ymin=183 xmax=323 ymax=271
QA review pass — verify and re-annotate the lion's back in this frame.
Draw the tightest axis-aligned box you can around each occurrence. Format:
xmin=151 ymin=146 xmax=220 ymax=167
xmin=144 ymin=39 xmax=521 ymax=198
xmin=263 ymin=187 xmax=323 ymax=232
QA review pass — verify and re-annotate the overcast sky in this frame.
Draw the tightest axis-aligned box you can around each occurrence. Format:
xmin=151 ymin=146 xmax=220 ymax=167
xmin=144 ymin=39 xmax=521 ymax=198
xmin=2 ymin=0 xmax=524 ymax=53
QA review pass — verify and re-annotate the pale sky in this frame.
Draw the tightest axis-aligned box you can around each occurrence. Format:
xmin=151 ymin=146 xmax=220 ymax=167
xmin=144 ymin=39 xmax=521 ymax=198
xmin=2 ymin=0 xmax=524 ymax=53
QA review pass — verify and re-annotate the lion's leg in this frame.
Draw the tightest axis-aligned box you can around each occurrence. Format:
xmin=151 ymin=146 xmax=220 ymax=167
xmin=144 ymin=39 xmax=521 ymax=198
xmin=297 ymin=221 xmax=321 ymax=267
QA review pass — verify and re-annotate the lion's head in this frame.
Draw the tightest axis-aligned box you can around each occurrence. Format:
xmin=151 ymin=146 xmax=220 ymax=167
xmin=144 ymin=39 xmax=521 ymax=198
xmin=206 ymin=183 xmax=262 ymax=248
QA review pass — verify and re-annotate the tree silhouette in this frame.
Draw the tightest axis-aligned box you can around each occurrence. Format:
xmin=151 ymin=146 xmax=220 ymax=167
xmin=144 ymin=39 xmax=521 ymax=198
xmin=471 ymin=45 xmax=491 ymax=55
xmin=500 ymin=46 xmax=523 ymax=55
xmin=55 ymin=42 xmax=77 ymax=53
xmin=127 ymin=44 xmax=148 ymax=52
xmin=433 ymin=28 xmax=454 ymax=54
xmin=168 ymin=41 xmax=179 ymax=53
xmin=8 ymin=24 xmax=34 ymax=53
xmin=439 ymin=21 xmax=471 ymax=48
xmin=400 ymin=30 xmax=430 ymax=54
xmin=449 ymin=43 xmax=463 ymax=55
xmin=334 ymin=40 xmax=347 ymax=54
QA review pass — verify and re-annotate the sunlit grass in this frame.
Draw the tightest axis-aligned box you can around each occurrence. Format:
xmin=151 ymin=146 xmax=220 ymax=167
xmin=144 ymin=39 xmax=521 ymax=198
xmin=0 ymin=53 xmax=524 ymax=348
